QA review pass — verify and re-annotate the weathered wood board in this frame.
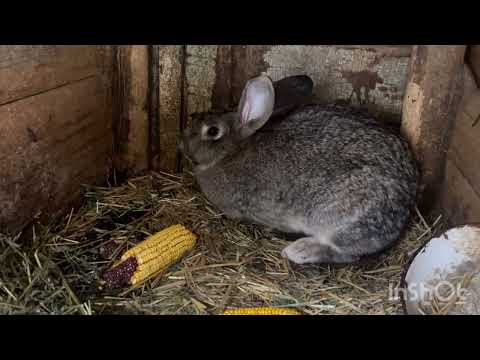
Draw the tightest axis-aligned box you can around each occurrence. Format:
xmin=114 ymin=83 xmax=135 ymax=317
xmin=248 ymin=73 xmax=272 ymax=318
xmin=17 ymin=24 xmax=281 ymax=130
xmin=113 ymin=46 xmax=185 ymax=173
xmin=441 ymin=158 xmax=480 ymax=225
xmin=467 ymin=45 xmax=480 ymax=87
xmin=160 ymin=45 xmax=412 ymax=171
xmin=439 ymin=65 xmax=480 ymax=225
xmin=8 ymin=45 xmax=478 ymax=232
xmin=156 ymin=45 xmax=184 ymax=171
xmin=447 ymin=92 xmax=480 ymax=196
xmin=185 ymin=45 xmax=412 ymax=121
xmin=112 ymin=45 xmax=149 ymax=176
xmin=0 ymin=45 xmax=111 ymax=105
xmin=0 ymin=45 xmax=114 ymax=233
xmin=401 ymin=45 xmax=467 ymax=211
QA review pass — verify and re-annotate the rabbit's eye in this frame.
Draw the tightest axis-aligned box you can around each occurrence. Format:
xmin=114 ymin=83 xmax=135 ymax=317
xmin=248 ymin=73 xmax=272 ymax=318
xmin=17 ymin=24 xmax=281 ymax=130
xmin=207 ymin=126 xmax=219 ymax=138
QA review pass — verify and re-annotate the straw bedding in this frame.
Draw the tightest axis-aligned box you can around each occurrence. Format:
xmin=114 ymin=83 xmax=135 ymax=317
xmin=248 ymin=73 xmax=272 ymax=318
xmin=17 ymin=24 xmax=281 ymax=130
xmin=0 ymin=171 xmax=442 ymax=315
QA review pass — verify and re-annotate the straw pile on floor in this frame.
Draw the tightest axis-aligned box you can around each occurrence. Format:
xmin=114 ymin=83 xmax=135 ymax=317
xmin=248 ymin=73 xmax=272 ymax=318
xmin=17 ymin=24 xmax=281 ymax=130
xmin=0 ymin=171 xmax=442 ymax=315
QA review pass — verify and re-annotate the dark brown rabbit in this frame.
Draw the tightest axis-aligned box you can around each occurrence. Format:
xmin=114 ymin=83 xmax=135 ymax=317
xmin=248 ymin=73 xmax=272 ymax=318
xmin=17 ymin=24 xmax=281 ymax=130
xmin=180 ymin=74 xmax=418 ymax=264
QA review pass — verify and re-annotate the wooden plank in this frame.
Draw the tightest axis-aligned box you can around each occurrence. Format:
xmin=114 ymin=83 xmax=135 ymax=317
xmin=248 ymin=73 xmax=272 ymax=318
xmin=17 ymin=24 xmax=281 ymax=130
xmin=332 ymin=45 xmax=412 ymax=57
xmin=215 ymin=45 xmax=411 ymax=120
xmin=438 ymin=74 xmax=480 ymax=225
xmin=185 ymin=46 xmax=218 ymax=119
xmin=111 ymin=45 xmax=149 ymax=176
xmin=440 ymin=158 xmax=480 ymax=226
xmin=211 ymin=45 xmax=233 ymax=110
xmin=467 ymin=45 xmax=480 ymax=87
xmin=156 ymin=45 xmax=184 ymax=172
xmin=126 ymin=45 xmax=149 ymax=173
xmin=433 ymin=64 xmax=479 ymax=225
xmin=447 ymin=89 xmax=480 ymax=197
xmin=462 ymin=63 xmax=480 ymax=100
xmin=183 ymin=45 xmax=412 ymax=141
xmin=111 ymin=45 xmax=186 ymax=174
xmin=0 ymin=45 xmax=111 ymax=106
xmin=2 ymin=132 xmax=112 ymax=218
xmin=110 ymin=45 xmax=187 ymax=174
xmin=0 ymin=75 xmax=113 ymax=232
xmin=400 ymin=45 xmax=466 ymax=211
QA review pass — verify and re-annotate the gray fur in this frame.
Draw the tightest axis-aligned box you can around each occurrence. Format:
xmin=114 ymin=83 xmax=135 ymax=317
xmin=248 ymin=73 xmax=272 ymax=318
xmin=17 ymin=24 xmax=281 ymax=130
xmin=272 ymin=74 xmax=314 ymax=115
xmin=180 ymin=75 xmax=418 ymax=264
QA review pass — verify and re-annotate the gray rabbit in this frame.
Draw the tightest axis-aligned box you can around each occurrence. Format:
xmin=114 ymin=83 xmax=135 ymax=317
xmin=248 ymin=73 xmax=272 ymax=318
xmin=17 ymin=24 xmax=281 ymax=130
xmin=179 ymin=74 xmax=418 ymax=264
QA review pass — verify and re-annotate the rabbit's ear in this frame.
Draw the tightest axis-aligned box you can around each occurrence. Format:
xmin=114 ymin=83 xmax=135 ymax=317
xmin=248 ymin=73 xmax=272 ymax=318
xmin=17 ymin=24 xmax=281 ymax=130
xmin=237 ymin=74 xmax=275 ymax=137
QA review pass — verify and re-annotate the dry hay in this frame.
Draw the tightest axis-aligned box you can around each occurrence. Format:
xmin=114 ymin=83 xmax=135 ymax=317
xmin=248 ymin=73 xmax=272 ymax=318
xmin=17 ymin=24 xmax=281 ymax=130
xmin=0 ymin=171 xmax=443 ymax=315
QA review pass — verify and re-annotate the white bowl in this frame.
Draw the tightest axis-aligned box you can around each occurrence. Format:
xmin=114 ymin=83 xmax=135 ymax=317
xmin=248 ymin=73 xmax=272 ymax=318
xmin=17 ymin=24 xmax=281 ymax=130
xmin=403 ymin=224 xmax=480 ymax=315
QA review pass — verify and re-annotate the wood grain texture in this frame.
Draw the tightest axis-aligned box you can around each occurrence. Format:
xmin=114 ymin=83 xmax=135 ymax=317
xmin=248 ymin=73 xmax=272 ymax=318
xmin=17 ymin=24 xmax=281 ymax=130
xmin=0 ymin=46 xmax=113 ymax=233
xmin=440 ymin=158 xmax=480 ymax=226
xmin=202 ymin=45 xmax=411 ymax=121
xmin=112 ymin=45 xmax=185 ymax=174
xmin=211 ymin=45 xmax=233 ymax=110
xmin=185 ymin=46 xmax=218 ymax=119
xmin=0 ymin=45 xmax=111 ymax=105
xmin=401 ymin=45 xmax=467 ymax=211
xmin=447 ymin=90 xmax=480 ymax=196
xmin=467 ymin=45 xmax=480 ymax=87
xmin=331 ymin=45 xmax=412 ymax=57
xmin=438 ymin=74 xmax=480 ymax=226
xmin=156 ymin=45 xmax=184 ymax=172
xmin=112 ymin=45 xmax=149 ymax=176
xmin=128 ymin=46 xmax=149 ymax=173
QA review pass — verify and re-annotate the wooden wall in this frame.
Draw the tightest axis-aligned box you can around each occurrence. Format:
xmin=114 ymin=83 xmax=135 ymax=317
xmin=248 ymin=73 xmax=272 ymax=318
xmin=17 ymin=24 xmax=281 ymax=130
xmin=141 ymin=44 xmax=480 ymax=226
xmin=112 ymin=45 xmax=185 ymax=174
xmin=186 ymin=45 xmax=411 ymax=118
xmin=3 ymin=44 xmax=478 ymax=233
xmin=0 ymin=45 xmax=114 ymax=232
xmin=439 ymin=48 xmax=480 ymax=226
xmin=124 ymin=45 xmax=412 ymax=174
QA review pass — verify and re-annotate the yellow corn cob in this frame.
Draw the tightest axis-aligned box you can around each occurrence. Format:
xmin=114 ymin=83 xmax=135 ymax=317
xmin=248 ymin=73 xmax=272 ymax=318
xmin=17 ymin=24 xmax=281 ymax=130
xmin=127 ymin=224 xmax=197 ymax=285
xmin=103 ymin=224 xmax=197 ymax=288
xmin=223 ymin=307 xmax=301 ymax=315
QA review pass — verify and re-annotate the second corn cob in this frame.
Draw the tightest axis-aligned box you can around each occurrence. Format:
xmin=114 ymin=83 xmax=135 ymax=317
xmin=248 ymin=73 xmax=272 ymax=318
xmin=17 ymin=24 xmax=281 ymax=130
xmin=223 ymin=307 xmax=301 ymax=315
